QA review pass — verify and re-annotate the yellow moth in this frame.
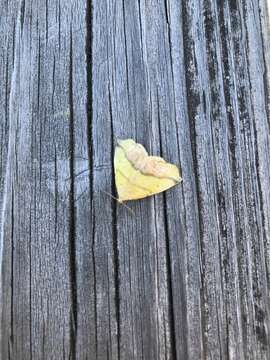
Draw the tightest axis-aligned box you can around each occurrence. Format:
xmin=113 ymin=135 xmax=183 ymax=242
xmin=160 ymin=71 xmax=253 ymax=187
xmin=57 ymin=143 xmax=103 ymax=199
xmin=114 ymin=139 xmax=182 ymax=202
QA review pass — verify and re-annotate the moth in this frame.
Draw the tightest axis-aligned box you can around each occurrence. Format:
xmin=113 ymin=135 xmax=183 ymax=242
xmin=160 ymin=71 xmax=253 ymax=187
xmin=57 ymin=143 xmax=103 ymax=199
xmin=114 ymin=139 xmax=182 ymax=202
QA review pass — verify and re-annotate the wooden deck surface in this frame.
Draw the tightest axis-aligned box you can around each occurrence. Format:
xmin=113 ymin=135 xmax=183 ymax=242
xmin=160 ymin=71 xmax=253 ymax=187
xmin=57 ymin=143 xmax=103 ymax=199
xmin=1 ymin=1 xmax=270 ymax=359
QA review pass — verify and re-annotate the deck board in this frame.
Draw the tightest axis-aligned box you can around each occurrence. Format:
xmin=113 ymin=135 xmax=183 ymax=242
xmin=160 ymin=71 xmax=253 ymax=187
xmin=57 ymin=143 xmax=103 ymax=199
xmin=1 ymin=1 xmax=270 ymax=359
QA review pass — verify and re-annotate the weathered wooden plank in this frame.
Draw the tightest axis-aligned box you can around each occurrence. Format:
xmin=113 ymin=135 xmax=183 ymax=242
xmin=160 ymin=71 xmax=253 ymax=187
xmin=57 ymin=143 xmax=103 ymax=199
xmin=181 ymin=1 xmax=270 ymax=359
xmin=102 ymin=1 xmax=179 ymax=358
xmin=0 ymin=0 xmax=270 ymax=359
xmin=1 ymin=0 xmax=76 ymax=358
xmin=91 ymin=1 xmax=119 ymax=359
xmin=182 ymin=1 xmax=240 ymax=358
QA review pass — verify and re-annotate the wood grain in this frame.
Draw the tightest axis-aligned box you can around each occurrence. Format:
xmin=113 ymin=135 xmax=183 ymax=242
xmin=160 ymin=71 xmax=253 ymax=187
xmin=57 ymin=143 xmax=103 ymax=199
xmin=1 ymin=1 xmax=270 ymax=359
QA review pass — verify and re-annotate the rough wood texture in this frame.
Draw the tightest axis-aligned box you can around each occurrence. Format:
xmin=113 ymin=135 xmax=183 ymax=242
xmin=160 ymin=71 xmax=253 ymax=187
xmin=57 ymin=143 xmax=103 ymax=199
xmin=1 ymin=0 xmax=270 ymax=359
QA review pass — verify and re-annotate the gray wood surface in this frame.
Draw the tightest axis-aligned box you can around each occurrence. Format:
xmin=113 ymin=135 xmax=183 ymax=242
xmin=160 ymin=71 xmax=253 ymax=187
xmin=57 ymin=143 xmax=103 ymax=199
xmin=1 ymin=0 xmax=270 ymax=359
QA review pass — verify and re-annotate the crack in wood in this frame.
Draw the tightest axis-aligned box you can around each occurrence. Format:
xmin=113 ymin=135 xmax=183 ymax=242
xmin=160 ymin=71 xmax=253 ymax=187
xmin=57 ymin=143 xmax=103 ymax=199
xmin=68 ymin=25 xmax=77 ymax=359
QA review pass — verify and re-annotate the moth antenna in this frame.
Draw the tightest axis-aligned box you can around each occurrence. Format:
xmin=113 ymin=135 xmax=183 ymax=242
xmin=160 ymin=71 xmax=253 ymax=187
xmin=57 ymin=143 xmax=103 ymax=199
xmin=100 ymin=190 xmax=135 ymax=215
